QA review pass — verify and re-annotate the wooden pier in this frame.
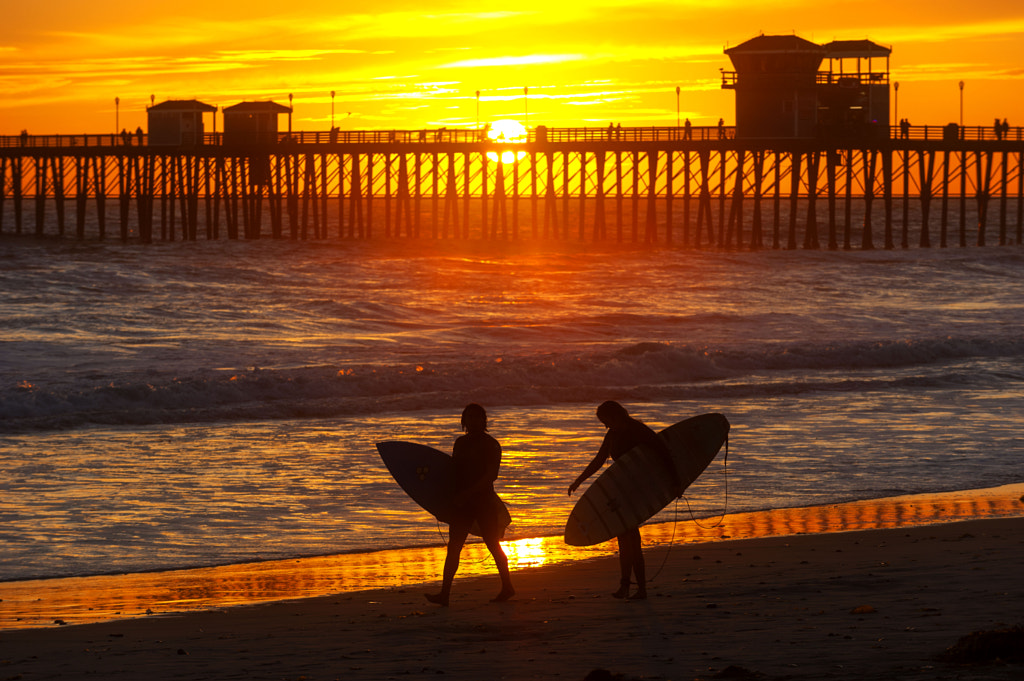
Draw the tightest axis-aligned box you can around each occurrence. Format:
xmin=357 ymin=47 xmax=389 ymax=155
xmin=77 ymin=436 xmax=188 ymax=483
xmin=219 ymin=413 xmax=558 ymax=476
xmin=1 ymin=125 xmax=1022 ymax=248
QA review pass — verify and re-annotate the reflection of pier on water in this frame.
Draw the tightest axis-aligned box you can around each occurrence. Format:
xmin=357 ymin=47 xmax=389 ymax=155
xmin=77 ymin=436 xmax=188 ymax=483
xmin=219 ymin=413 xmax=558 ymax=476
xmin=2 ymin=483 xmax=1021 ymax=630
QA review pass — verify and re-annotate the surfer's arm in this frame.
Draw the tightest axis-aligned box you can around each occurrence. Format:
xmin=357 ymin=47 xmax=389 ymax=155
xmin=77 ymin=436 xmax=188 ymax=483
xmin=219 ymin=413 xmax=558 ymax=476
xmin=568 ymin=451 xmax=608 ymax=496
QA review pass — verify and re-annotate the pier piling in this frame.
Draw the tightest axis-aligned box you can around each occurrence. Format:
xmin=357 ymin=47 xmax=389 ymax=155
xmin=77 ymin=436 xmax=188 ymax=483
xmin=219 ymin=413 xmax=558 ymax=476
xmin=2 ymin=127 xmax=1021 ymax=247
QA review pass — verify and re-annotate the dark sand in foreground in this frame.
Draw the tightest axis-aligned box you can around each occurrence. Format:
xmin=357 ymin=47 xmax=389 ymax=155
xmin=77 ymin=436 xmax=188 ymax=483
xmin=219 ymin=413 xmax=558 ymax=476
xmin=3 ymin=513 xmax=1023 ymax=680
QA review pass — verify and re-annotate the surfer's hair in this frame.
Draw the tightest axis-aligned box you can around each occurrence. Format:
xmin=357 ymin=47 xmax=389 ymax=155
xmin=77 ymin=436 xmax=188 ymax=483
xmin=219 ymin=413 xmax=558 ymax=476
xmin=597 ymin=400 xmax=629 ymax=423
xmin=461 ymin=403 xmax=488 ymax=432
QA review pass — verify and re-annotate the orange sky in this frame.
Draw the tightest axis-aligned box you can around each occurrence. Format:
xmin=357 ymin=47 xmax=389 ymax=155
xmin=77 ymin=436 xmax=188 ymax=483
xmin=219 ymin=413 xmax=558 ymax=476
xmin=2 ymin=0 xmax=1023 ymax=135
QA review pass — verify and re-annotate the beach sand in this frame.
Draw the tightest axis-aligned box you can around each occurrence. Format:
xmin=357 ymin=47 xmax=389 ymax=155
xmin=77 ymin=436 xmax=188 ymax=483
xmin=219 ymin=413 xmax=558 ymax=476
xmin=2 ymin=515 xmax=1022 ymax=681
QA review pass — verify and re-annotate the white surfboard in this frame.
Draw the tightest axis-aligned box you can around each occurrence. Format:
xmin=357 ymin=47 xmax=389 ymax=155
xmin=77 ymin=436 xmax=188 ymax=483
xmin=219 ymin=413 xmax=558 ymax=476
xmin=563 ymin=413 xmax=730 ymax=546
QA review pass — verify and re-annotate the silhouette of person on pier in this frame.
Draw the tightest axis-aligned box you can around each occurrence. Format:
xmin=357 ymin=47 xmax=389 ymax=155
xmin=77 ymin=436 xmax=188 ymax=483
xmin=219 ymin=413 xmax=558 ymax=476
xmin=568 ymin=401 xmax=681 ymax=600
xmin=995 ymin=118 xmax=1003 ymax=141
xmin=426 ymin=404 xmax=515 ymax=607
xmin=684 ymin=118 xmax=692 ymax=140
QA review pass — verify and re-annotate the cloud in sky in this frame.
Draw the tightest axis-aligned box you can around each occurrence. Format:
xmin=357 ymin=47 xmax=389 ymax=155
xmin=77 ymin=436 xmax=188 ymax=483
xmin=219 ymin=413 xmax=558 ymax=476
xmin=2 ymin=0 xmax=1023 ymax=133
xmin=440 ymin=54 xmax=587 ymax=69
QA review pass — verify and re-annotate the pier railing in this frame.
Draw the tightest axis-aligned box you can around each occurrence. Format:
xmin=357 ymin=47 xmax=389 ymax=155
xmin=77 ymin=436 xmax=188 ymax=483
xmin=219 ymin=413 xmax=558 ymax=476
xmin=3 ymin=124 xmax=1021 ymax=150
xmin=0 ymin=126 xmax=732 ymax=148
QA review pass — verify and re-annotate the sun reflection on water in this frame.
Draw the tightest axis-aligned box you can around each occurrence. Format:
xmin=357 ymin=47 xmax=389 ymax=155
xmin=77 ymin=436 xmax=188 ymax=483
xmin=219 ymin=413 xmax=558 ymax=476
xmin=2 ymin=484 xmax=1021 ymax=630
xmin=502 ymin=536 xmax=551 ymax=569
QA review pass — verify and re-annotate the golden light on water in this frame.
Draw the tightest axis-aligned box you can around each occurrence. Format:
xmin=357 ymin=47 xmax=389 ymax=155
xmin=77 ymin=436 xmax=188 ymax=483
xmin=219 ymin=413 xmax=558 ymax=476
xmin=2 ymin=484 xmax=1021 ymax=631
xmin=502 ymin=536 xmax=551 ymax=569
xmin=486 ymin=150 xmax=529 ymax=164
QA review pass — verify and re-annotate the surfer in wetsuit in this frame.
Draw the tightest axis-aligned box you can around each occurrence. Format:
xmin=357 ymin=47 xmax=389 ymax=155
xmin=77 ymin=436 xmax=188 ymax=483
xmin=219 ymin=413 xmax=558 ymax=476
xmin=568 ymin=400 xmax=680 ymax=600
xmin=426 ymin=403 xmax=515 ymax=607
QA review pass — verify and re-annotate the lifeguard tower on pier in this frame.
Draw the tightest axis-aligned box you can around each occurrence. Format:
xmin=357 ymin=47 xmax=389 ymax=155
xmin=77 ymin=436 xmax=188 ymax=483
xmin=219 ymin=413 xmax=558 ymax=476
xmin=146 ymin=99 xmax=217 ymax=146
xmin=222 ymin=101 xmax=293 ymax=146
xmin=721 ymin=34 xmax=891 ymax=140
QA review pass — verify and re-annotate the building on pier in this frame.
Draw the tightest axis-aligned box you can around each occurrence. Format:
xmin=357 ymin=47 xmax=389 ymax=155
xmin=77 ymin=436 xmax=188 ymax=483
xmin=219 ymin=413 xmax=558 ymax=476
xmin=817 ymin=39 xmax=892 ymax=140
xmin=146 ymin=99 xmax=217 ymax=146
xmin=722 ymin=34 xmax=891 ymax=141
xmin=222 ymin=101 xmax=293 ymax=146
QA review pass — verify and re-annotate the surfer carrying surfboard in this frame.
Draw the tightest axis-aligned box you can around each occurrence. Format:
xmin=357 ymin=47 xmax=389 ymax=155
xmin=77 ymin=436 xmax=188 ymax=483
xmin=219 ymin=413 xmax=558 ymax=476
xmin=425 ymin=403 xmax=515 ymax=607
xmin=568 ymin=401 xmax=682 ymax=600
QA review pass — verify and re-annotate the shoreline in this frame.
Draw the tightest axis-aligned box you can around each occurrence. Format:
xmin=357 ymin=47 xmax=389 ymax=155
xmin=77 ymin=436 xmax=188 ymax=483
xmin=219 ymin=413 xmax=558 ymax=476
xmin=2 ymin=483 xmax=1022 ymax=633
xmin=2 ymin=516 xmax=1022 ymax=680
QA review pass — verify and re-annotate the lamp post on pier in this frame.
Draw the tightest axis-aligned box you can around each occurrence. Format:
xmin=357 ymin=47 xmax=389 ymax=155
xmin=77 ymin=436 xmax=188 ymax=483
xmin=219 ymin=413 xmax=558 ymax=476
xmin=893 ymin=81 xmax=899 ymax=128
xmin=524 ymin=86 xmax=528 ymax=129
xmin=676 ymin=86 xmax=681 ymax=128
xmin=115 ymin=97 xmax=120 ymax=135
xmin=958 ymin=81 xmax=964 ymax=129
xmin=331 ymin=90 xmax=336 ymax=129
xmin=476 ymin=90 xmax=481 ymax=130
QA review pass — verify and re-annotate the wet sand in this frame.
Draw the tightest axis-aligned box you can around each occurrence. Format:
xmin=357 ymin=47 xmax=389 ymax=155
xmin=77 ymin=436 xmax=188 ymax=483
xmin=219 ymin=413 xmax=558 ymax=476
xmin=2 ymin=488 xmax=1023 ymax=680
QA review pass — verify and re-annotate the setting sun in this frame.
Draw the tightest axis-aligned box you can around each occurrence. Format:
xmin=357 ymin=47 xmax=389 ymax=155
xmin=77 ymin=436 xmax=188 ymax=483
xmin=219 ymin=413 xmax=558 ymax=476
xmin=487 ymin=119 xmax=527 ymax=142
xmin=484 ymin=119 xmax=528 ymax=163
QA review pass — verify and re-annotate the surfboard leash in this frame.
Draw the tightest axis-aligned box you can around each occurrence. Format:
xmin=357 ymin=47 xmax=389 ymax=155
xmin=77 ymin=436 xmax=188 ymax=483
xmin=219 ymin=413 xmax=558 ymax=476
xmin=647 ymin=496 xmax=680 ymax=584
xmin=684 ymin=432 xmax=729 ymax=530
xmin=436 ymin=518 xmax=449 ymax=547
xmin=649 ymin=433 xmax=731 ymax=585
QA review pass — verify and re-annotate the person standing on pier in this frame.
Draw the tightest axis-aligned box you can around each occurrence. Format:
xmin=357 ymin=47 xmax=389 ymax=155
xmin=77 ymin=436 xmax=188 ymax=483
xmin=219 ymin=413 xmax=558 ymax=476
xmin=426 ymin=404 xmax=515 ymax=607
xmin=568 ymin=401 xmax=681 ymax=600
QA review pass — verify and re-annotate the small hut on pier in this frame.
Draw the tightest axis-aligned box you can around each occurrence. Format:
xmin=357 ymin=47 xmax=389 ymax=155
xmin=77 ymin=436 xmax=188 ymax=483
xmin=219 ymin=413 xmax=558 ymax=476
xmin=721 ymin=34 xmax=891 ymax=140
xmin=222 ymin=101 xmax=293 ymax=146
xmin=817 ymin=39 xmax=891 ymax=140
xmin=147 ymin=99 xmax=217 ymax=146
xmin=722 ymin=35 xmax=825 ymax=140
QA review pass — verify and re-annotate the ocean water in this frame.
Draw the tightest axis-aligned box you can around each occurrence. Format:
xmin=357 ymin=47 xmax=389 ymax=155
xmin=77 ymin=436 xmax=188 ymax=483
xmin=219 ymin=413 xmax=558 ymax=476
xmin=1 ymin=235 xmax=1022 ymax=582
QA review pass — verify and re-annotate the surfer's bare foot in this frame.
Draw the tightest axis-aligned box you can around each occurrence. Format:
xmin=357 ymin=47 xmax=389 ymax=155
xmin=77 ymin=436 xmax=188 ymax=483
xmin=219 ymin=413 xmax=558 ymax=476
xmin=491 ymin=587 xmax=515 ymax=602
xmin=628 ymin=589 xmax=647 ymax=600
xmin=612 ymin=583 xmax=630 ymax=599
xmin=425 ymin=593 xmax=449 ymax=607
